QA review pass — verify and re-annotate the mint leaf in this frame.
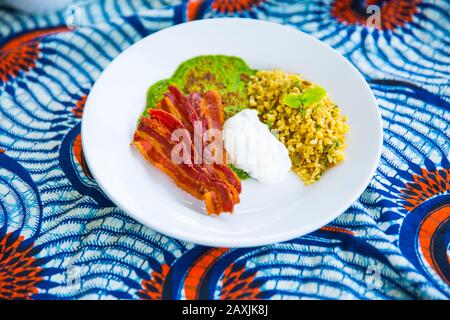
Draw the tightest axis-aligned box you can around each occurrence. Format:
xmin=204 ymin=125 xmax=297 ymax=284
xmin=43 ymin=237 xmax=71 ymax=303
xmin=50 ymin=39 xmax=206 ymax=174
xmin=282 ymin=94 xmax=304 ymax=109
xmin=301 ymin=87 xmax=326 ymax=105
xmin=283 ymin=87 xmax=327 ymax=108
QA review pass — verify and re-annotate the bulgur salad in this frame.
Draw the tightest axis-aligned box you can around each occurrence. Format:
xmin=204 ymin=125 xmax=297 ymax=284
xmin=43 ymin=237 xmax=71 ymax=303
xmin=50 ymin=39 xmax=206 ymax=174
xmin=247 ymin=70 xmax=348 ymax=184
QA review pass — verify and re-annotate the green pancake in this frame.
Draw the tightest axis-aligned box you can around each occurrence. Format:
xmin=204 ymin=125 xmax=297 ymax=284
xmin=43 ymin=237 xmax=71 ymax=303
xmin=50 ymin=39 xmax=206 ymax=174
xmin=143 ymin=55 xmax=254 ymax=179
xmin=145 ymin=55 xmax=255 ymax=118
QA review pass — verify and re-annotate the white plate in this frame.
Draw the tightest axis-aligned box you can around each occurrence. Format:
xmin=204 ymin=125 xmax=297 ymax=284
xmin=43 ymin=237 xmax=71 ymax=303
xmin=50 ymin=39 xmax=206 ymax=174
xmin=82 ymin=18 xmax=382 ymax=247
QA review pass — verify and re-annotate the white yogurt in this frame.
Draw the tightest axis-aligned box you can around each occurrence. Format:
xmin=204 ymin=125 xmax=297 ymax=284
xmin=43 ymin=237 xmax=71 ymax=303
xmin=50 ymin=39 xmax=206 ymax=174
xmin=223 ymin=109 xmax=292 ymax=184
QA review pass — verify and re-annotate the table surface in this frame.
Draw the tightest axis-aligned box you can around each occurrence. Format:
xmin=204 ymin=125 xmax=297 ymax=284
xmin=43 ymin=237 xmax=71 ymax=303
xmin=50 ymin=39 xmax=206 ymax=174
xmin=0 ymin=0 xmax=448 ymax=300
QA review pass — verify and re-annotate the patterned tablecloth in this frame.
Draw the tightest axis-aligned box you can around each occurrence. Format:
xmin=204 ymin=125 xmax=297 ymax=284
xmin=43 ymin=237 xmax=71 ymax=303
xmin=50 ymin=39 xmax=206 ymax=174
xmin=0 ymin=0 xmax=449 ymax=300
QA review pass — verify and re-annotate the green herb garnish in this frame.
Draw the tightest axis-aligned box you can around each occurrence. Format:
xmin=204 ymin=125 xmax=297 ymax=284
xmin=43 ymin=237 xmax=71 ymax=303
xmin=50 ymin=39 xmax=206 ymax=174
xmin=282 ymin=87 xmax=327 ymax=109
xmin=228 ymin=164 xmax=250 ymax=180
xmin=335 ymin=140 xmax=341 ymax=148
xmin=224 ymin=105 xmax=247 ymax=117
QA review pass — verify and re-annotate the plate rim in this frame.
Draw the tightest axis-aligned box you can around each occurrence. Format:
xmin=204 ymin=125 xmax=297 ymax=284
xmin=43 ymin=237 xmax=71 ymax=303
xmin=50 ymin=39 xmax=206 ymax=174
xmin=81 ymin=17 xmax=383 ymax=247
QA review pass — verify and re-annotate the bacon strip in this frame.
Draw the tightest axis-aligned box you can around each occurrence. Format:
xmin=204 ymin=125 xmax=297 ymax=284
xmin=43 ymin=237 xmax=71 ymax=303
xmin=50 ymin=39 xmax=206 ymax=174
xmin=134 ymin=86 xmax=241 ymax=215
xmin=134 ymin=136 xmax=204 ymax=200
xmin=201 ymin=90 xmax=224 ymax=131
xmin=161 ymin=86 xmax=201 ymax=134
xmin=188 ymin=92 xmax=203 ymax=116
xmin=134 ymin=128 xmax=236 ymax=213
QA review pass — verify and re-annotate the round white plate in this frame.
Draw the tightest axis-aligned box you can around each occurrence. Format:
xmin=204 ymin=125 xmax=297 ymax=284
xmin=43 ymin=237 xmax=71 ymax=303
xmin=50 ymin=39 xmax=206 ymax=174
xmin=82 ymin=18 xmax=382 ymax=247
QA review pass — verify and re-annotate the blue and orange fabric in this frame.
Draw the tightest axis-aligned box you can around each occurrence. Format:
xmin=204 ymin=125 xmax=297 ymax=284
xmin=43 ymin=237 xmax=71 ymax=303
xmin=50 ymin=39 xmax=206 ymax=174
xmin=0 ymin=0 xmax=449 ymax=299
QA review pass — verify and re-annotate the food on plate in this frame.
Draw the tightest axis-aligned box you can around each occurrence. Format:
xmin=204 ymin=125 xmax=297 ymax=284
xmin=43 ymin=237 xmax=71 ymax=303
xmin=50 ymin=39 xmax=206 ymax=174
xmin=134 ymin=55 xmax=349 ymax=214
xmin=247 ymin=70 xmax=349 ymax=185
xmin=227 ymin=164 xmax=250 ymax=180
xmin=133 ymin=85 xmax=241 ymax=215
xmin=143 ymin=55 xmax=255 ymax=179
xmin=145 ymin=55 xmax=254 ymax=119
xmin=223 ymin=109 xmax=291 ymax=184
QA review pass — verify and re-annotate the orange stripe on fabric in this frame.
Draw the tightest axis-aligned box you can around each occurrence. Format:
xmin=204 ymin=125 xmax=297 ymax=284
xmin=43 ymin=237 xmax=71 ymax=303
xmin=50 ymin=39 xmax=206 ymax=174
xmin=184 ymin=248 xmax=229 ymax=300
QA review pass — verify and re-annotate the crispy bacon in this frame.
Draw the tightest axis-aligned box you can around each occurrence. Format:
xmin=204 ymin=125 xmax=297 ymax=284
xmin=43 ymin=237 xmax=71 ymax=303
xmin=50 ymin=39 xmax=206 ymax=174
xmin=156 ymin=96 xmax=182 ymax=122
xmin=133 ymin=86 xmax=241 ymax=215
xmin=133 ymin=137 xmax=204 ymax=199
xmin=162 ymin=86 xmax=201 ymax=133
xmin=134 ymin=130 xmax=236 ymax=213
xmin=209 ymin=164 xmax=242 ymax=194
xmin=188 ymin=92 xmax=203 ymax=116
xmin=201 ymin=90 xmax=224 ymax=131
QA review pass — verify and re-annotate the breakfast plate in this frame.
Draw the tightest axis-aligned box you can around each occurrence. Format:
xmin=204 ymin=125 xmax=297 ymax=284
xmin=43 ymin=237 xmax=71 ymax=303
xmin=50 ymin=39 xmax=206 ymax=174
xmin=82 ymin=18 xmax=382 ymax=247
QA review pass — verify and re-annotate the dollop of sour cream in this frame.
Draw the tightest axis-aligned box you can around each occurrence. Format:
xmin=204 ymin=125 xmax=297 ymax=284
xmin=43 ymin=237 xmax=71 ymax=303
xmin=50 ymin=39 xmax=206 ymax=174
xmin=223 ymin=109 xmax=292 ymax=184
